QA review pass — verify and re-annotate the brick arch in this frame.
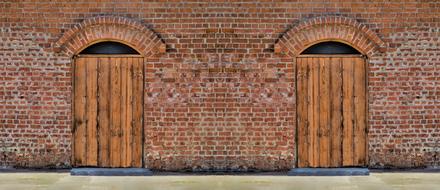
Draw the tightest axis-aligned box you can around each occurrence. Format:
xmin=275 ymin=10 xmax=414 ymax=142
xmin=54 ymin=16 xmax=166 ymax=57
xmin=275 ymin=16 xmax=386 ymax=57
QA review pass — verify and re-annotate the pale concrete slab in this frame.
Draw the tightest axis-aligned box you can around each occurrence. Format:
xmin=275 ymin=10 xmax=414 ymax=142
xmin=0 ymin=172 xmax=439 ymax=190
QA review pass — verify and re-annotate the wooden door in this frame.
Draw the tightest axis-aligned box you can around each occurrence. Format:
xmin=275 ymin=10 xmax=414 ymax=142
xmin=296 ymin=55 xmax=367 ymax=168
xmin=73 ymin=56 xmax=144 ymax=168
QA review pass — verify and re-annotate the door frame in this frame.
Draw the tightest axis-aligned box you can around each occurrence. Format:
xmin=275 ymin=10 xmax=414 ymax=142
xmin=71 ymin=54 xmax=145 ymax=167
xmin=294 ymin=54 xmax=369 ymax=168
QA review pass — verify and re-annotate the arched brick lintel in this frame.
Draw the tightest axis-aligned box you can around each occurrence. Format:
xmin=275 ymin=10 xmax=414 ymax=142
xmin=54 ymin=16 xmax=166 ymax=57
xmin=275 ymin=16 xmax=386 ymax=57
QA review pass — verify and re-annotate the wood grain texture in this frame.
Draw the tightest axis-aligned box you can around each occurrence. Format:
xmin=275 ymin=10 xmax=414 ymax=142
xmin=73 ymin=58 xmax=87 ymax=166
xmin=318 ymin=58 xmax=330 ymax=167
xmin=131 ymin=58 xmax=144 ymax=167
xmin=309 ymin=58 xmax=320 ymax=167
xmin=353 ymin=57 xmax=367 ymax=166
xmin=296 ymin=57 xmax=367 ymax=168
xmin=342 ymin=58 xmax=355 ymax=166
xmin=296 ymin=58 xmax=309 ymax=167
xmin=97 ymin=57 xmax=111 ymax=167
xmin=126 ymin=58 xmax=134 ymax=167
xmin=110 ymin=58 xmax=122 ymax=167
xmin=85 ymin=57 xmax=98 ymax=166
xmin=330 ymin=57 xmax=343 ymax=167
xmin=73 ymin=57 xmax=144 ymax=168
xmin=120 ymin=58 xmax=128 ymax=167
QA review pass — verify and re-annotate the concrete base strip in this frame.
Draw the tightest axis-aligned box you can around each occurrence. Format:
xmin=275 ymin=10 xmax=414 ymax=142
xmin=70 ymin=168 xmax=153 ymax=176
xmin=287 ymin=168 xmax=369 ymax=176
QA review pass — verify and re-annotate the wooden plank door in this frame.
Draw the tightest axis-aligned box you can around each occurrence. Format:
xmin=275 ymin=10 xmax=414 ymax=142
xmin=73 ymin=56 xmax=144 ymax=168
xmin=296 ymin=56 xmax=367 ymax=168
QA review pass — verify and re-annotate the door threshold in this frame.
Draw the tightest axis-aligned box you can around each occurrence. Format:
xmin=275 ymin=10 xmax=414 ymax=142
xmin=70 ymin=168 xmax=153 ymax=176
xmin=288 ymin=168 xmax=369 ymax=176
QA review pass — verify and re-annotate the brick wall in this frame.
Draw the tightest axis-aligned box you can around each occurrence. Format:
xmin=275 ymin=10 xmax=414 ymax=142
xmin=0 ymin=0 xmax=439 ymax=170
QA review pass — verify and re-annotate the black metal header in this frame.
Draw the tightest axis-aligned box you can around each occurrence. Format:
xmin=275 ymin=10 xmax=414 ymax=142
xmin=301 ymin=41 xmax=361 ymax=55
xmin=79 ymin=41 xmax=140 ymax=55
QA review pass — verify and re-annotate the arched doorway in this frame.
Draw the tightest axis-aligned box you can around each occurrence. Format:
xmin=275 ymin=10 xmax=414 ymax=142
xmin=72 ymin=41 xmax=144 ymax=168
xmin=296 ymin=41 xmax=367 ymax=168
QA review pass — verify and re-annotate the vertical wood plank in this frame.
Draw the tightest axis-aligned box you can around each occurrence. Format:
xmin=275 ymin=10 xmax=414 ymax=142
xmin=127 ymin=58 xmax=134 ymax=167
xmin=312 ymin=58 xmax=320 ymax=167
xmin=120 ymin=58 xmax=128 ymax=167
xmin=342 ymin=58 xmax=355 ymax=166
xmin=306 ymin=58 xmax=313 ymax=167
xmin=122 ymin=58 xmax=133 ymax=167
xmin=330 ymin=57 xmax=343 ymax=167
xmin=364 ymin=58 xmax=370 ymax=166
xmin=110 ymin=58 xmax=122 ymax=167
xmin=318 ymin=58 xmax=330 ymax=167
xmin=307 ymin=58 xmax=320 ymax=167
xmin=97 ymin=57 xmax=111 ymax=167
xmin=353 ymin=57 xmax=367 ymax=166
xmin=85 ymin=57 xmax=98 ymax=166
xmin=296 ymin=58 xmax=309 ymax=167
xmin=73 ymin=58 xmax=87 ymax=166
xmin=132 ymin=58 xmax=144 ymax=167
xmin=125 ymin=58 xmax=134 ymax=167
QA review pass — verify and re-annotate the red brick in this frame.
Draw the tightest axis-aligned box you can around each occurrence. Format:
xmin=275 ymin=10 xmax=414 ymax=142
xmin=1 ymin=1 xmax=439 ymax=171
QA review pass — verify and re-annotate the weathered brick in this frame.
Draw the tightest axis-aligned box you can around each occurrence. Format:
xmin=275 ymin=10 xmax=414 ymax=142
xmin=0 ymin=0 xmax=439 ymax=170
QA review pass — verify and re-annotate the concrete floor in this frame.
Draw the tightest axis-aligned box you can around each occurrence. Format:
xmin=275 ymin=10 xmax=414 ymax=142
xmin=0 ymin=172 xmax=439 ymax=190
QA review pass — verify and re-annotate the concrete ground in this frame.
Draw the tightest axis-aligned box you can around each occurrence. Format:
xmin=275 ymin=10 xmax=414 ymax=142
xmin=0 ymin=172 xmax=439 ymax=190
